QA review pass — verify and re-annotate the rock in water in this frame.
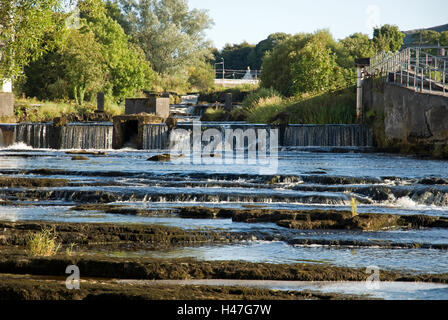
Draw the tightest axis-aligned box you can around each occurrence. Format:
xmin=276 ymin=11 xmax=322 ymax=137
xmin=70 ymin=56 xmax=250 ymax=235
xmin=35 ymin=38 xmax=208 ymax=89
xmin=147 ymin=154 xmax=172 ymax=162
xmin=147 ymin=154 xmax=185 ymax=162
xmin=72 ymin=156 xmax=90 ymax=161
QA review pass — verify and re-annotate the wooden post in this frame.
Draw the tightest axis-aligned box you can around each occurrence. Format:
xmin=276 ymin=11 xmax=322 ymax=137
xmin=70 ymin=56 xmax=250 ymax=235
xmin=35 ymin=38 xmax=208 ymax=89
xmin=443 ymin=60 xmax=446 ymax=95
xmin=354 ymin=58 xmax=370 ymax=124
xmin=97 ymin=92 xmax=105 ymax=112
xmin=224 ymin=93 xmax=232 ymax=113
xmin=415 ymin=49 xmax=419 ymax=91
xmin=356 ymin=66 xmax=363 ymax=123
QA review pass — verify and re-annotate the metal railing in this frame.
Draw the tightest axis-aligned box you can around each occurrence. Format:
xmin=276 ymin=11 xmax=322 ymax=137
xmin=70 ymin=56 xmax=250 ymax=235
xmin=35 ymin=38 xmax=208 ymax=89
xmin=366 ymin=46 xmax=448 ymax=96
xmin=214 ymin=68 xmax=261 ymax=80
xmin=214 ymin=79 xmax=260 ymax=87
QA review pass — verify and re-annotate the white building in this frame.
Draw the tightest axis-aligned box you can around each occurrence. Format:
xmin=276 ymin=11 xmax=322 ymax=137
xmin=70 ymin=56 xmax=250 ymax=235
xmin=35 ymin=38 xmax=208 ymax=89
xmin=1 ymin=79 xmax=12 ymax=93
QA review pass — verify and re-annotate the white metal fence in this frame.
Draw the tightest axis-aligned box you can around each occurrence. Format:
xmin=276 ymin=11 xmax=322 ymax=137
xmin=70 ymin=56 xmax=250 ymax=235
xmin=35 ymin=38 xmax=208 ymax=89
xmin=366 ymin=46 xmax=448 ymax=96
xmin=214 ymin=79 xmax=260 ymax=87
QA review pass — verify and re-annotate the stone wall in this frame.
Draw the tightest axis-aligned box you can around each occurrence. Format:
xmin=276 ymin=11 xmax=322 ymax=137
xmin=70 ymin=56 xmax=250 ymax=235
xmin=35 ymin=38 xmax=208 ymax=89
xmin=363 ymin=79 xmax=448 ymax=157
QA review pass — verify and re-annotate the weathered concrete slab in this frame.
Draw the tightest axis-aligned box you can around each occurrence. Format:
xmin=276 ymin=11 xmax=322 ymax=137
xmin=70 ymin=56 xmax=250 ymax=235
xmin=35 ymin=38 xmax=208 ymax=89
xmin=112 ymin=114 xmax=165 ymax=150
xmin=0 ymin=124 xmax=16 ymax=147
xmin=0 ymin=93 xmax=14 ymax=117
xmin=125 ymin=97 xmax=170 ymax=118
xmin=363 ymin=80 xmax=448 ymax=156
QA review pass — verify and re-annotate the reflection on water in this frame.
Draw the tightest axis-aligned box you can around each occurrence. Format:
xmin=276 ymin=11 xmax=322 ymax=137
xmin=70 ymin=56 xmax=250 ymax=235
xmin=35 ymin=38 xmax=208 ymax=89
xmin=1 ymin=147 xmax=448 ymax=300
xmin=116 ymin=279 xmax=448 ymax=300
xmin=111 ymin=241 xmax=448 ymax=274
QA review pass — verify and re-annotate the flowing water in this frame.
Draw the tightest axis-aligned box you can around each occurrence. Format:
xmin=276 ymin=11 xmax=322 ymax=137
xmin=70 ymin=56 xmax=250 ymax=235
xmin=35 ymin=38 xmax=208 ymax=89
xmin=0 ymin=122 xmax=447 ymax=299
xmin=59 ymin=123 xmax=113 ymax=150
xmin=0 ymin=122 xmax=373 ymax=149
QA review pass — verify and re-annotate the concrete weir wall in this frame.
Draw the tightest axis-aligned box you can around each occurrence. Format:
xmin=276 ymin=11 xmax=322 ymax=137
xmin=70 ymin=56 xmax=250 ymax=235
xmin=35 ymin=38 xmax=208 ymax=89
xmin=0 ymin=93 xmax=14 ymax=117
xmin=125 ymin=98 xmax=170 ymax=118
xmin=1 ymin=122 xmax=375 ymax=150
xmin=363 ymin=80 xmax=448 ymax=156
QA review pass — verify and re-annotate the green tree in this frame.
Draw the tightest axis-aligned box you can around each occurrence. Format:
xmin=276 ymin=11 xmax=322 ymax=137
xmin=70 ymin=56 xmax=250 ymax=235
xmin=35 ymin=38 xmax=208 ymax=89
xmin=187 ymin=61 xmax=214 ymax=92
xmin=118 ymin=0 xmax=214 ymax=76
xmin=0 ymin=0 xmax=62 ymax=79
xmin=84 ymin=1 xmax=154 ymax=100
xmin=215 ymin=42 xmax=255 ymax=71
xmin=373 ymin=24 xmax=405 ymax=52
xmin=22 ymin=49 xmax=67 ymax=100
xmin=247 ymin=33 xmax=289 ymax=70
xmin=104 ymin=0 xmax=132 ymax=34
xmin=440 ymin=32 xmax=448 ymax=46
xmin=261 ymin=30 xmax=341 ymax=96
xmin=60 ymin=29 xmax=105 ymax=105
xmin=21 ymin=0 xmax=154 ymax=102
xmin=291 ymin=39 xmax=340 ymax=95
xmin=340 ymin=33 xmax=375 ymax=61
xmin=411 ymin=30 xmax=441 ymax=46
xmin=260 ymin=33 xmax=306 ymax=96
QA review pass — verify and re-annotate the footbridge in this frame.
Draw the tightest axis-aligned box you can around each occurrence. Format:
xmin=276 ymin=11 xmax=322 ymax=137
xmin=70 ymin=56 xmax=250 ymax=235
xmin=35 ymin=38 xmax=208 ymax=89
xmin=365 ymin=46 xmax=448 ymax=96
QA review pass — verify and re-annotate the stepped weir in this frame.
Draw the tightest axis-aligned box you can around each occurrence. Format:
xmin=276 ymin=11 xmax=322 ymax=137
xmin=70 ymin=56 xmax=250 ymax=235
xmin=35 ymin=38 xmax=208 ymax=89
xmin=0 ymin=121 xmax=373 ymax=150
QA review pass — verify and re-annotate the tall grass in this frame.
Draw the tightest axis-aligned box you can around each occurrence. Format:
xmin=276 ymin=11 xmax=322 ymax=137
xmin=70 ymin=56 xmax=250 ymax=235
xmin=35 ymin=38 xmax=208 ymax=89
xmin=244 ymin=87 xmax=356 ymax=124
xmin=12 ymin=97 xmax=125 ymax=122
xmin=201 ymin=106 xmax=227 ymax=121
xmin=241 ymin=87 xmax=282 ymax=110
xmin=27 ymin=228 xmax=61 ymax=257
xmin=351 ymin=198 xmax=358 ymax=217
xmin=199 ymin=84 xmax=259 ymax=104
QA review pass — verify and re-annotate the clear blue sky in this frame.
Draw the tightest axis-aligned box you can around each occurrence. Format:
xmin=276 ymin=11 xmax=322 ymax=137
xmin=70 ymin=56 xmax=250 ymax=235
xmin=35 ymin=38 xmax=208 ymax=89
xmin=188 ymin=0 xmax=447 ymax=49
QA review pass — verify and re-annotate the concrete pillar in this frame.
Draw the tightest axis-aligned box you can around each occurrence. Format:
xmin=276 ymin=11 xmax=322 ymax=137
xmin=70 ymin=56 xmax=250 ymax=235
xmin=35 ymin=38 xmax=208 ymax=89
xmin=356 ymin=67 xmax=364 ymax=123
xmin=224 ymin=93 xmax=232 ymax=113
xmin=97 ymin=92 xmax=105 ymax=112
xmin=0 ymin=93 xmax=14 ymax=117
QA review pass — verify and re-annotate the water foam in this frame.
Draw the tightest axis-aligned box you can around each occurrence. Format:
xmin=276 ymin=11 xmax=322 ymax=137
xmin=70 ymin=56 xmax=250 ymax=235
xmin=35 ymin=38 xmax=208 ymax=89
xmin=0 ymin=142 xmax=35 ymax=150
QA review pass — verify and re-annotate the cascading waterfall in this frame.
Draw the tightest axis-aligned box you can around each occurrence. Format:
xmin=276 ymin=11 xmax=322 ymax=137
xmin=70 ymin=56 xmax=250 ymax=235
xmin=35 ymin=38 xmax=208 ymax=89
xmin=60 ymin=123 xmax=113 ymax=150
xmin=284 ymin=125 xmax=373 ymax=147
xmin=6 ymin=122 xmax=373 ymax=150
xmin=167 ymin=123 xmax=275 ymax=151
xmin=165 ymin=123 xmax=371 ymax=150
xmin=142 ymin=124 xmax=169 ymax=150
xmin=15 ymin=123 xmax=51 ymax=148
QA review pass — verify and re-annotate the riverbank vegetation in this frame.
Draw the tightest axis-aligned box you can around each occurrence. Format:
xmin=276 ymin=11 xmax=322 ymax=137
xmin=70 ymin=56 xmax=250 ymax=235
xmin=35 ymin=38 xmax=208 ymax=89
xmin=202 ymin=88 xmax=356 ymax=124
xmin=2 ymin=0 xmax=405 ymax=124
xmin=3 ymin=0 xmax=216 ymax=111
xmin=205 ymin=26 xmax=404 ymax=124
xmin=11 ymin=97 xmax=124 ymax=123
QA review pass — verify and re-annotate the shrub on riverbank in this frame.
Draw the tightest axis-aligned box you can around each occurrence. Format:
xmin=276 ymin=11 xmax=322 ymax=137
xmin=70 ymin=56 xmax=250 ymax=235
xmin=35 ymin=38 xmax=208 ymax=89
xmin=201 ymin=106 xmax=227 ymax=121
xmin=12 ymin=98 xmax=124 ymax=123
xmin=241 ymin=87 xmax=356 ymax=124
xmin=26 ymin=228 xmax=61 ymax=257
xmin=200 ymin=87 xmax=356 ymax=124
xmin=198 ymin=84 xmax=258 ymax=104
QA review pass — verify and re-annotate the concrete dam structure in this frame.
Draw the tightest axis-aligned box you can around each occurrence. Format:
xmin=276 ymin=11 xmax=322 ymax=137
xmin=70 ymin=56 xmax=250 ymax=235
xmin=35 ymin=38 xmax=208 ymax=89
xmin=0 ymin=121 xmax=373 ymax=150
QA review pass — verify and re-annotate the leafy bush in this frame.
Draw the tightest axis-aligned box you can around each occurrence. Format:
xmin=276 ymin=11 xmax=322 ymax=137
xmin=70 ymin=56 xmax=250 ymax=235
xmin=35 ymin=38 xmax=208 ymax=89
xmin=241 ymin=87 xmax=282 ymax=110
xmin=285 ymin=88 xmax=356 ymax=124
xmin=188 ymin=62 xmax=215 ymax=92
xmin=198 ymin=84 xmax=258 ymax=104
xmin=14 ymin=97 xmax=124 ymax=122
xmin=27 ymin=228 xmax=61 ymax=257
xmin=201 ymin=106 xmax=227 ymax=121
xmin=245 ymin=87 xmax=356 ymax=124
